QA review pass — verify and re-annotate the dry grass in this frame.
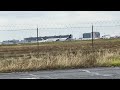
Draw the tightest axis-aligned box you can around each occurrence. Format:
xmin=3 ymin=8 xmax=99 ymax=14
xmin=0 ymin=39 xmax=120 ymax=73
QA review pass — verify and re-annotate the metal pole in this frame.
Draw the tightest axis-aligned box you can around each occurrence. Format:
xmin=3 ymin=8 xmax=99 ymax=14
xmin=37 ymin=26 xmax=38 ymax=43
xmin=91 ymin=25 xmax=95 ymax=64
xmin=37 ymin=26 xmax=39 ymax=56
xmin=92 ymin=25 xmax=94 ymax=49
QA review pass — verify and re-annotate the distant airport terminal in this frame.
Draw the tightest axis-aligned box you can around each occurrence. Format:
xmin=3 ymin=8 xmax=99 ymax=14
xmin=1 ymin=34 xmax=73 ymax=45
xmin=0 ymin=32 xmax=120 ymax=45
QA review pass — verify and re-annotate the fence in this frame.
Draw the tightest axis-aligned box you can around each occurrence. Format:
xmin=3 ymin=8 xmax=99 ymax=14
xmin=0 ymin=21 xmax=120 ymax=62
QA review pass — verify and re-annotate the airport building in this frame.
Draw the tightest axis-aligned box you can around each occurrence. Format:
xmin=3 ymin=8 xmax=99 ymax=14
xmin=83 ymin=32 xmax=100 ymax=39
xmin=2 ymin=40 xmax=19 ymax=45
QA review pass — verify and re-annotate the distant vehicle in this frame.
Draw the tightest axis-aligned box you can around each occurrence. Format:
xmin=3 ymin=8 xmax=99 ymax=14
xmin=101 ymin=35 xmax=111 ymax=39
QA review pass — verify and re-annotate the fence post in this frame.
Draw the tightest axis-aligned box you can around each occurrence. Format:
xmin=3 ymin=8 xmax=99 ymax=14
xmin=92 ymin=25 xmax=94 ymax=50
xmin=37 ymin=25 xmax=39 ymax=56
xmin=37 ymin=26 xmax=38 ymax=44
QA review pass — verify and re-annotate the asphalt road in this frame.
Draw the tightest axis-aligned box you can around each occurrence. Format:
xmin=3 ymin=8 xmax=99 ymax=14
xmin=0 ymin=67 xmax=120 ymax=79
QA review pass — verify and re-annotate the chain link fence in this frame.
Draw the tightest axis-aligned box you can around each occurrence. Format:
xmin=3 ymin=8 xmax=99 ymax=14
xmin=0 ymin=22 xmax=120 ymax=61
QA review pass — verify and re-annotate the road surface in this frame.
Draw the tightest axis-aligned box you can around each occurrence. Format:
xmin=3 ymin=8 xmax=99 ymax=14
xmin=0 ymin=67 xmax=120 ymax=79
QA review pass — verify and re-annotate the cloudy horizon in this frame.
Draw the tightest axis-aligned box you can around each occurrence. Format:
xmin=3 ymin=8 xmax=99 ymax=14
xmin=0 ymin=11 xmax=120 ymax=42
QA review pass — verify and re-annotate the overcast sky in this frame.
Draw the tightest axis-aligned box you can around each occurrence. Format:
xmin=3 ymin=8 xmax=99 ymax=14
xmin=0 ymin=11 xmax=120 ymax=41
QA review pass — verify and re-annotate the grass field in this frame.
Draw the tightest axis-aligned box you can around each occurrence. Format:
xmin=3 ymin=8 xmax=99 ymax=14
xmin=0 ymin=38 xmax=120 ymax=73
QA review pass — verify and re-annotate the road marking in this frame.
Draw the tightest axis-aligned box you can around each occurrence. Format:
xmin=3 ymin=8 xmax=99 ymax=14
xmin=29 ymin=74 xmax=53 ymax=79
xmin=82 ymin=70 xmax=112 ymax=77
xmin=19 ymin=74 xmax=53 ymax=79
xmin=19 ymin=74 xmax=39 ymax=79
xmin=82 ymin=70 xmax=91 ymax=73
xmin=19 ymin=77 xmax=38 ymax=79
xmin=29 ymin=74 xmax=38 ymax=77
